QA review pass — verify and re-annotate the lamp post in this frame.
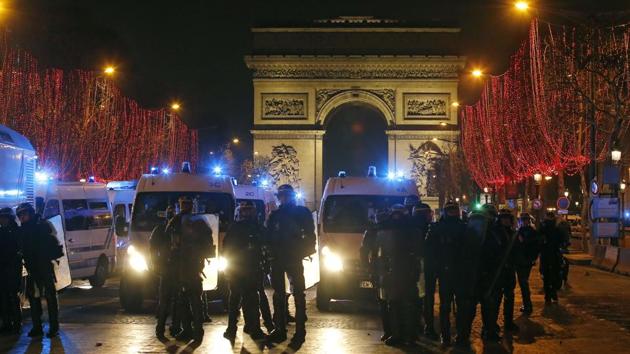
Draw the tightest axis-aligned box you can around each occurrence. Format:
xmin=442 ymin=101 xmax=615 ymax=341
xmin=483 ymin=187 xmax=489 ymax=204
xmin=621 ymin=181 xmax=626 ymax=241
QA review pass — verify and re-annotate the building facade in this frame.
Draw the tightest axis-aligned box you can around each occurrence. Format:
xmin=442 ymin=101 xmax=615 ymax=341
xmin=246 ymin=17 xmax=465 ymax=210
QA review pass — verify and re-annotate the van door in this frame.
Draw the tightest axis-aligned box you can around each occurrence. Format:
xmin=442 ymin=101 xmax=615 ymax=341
xmin=61 ymin=199 xmax=93 ymax=278
xmin=87 ymin=199 xmax=114 ymax=260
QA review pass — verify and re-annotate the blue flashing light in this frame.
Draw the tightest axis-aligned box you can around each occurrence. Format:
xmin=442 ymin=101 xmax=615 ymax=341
xmin=296 ymin=192 xmax=303 ymax=199
xmin=260 ymin=179 xmax=269 ymax=187
xmin=387 ymin=171 xmax=396 ymax=180
xmin=35 ymin=171 xmax=50 ymax=183
xmin=625 ymin=212 xmax=630 ymax=219
xmin=88 ymin=176 xmax=96 ymax=183
xmin=213 ymin=166 xmax=223 ymax=175
xmin=162 ymin=168 xmax=170 ymax=174
xmin=396 ymin=171 xmax=404 ymax=178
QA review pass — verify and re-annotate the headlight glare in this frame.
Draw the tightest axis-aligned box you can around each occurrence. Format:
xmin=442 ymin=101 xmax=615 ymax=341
xmin=323 ymin=250 xmax=343 ymax=272
xmin=127 ymin=245 xmax=148 ymax=272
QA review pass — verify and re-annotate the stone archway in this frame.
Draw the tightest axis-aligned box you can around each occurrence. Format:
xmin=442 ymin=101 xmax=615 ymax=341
xmin=322 ymin=102 xmax=389 ymax=182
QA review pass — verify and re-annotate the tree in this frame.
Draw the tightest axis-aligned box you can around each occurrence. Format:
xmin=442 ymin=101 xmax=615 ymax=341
xmin=240 ymin=155 xmax=273 ymax=185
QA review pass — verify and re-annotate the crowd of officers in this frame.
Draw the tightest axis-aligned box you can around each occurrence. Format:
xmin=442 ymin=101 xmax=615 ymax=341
xmin=0 ymin=203 xmax=64 ymax=338
xmin=361 ymin=197 xmax=570 ymax=348
xmin=150 ymin=184 xmax=315 ymax=346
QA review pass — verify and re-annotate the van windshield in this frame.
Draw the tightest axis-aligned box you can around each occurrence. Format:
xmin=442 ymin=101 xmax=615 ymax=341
xmin=323 ymin=195 xmax=405 ymax=233
xmin=236 ymin=198 xmax=267 ymax=224
xmin=131 ymin=192 xmax=234 ymax=232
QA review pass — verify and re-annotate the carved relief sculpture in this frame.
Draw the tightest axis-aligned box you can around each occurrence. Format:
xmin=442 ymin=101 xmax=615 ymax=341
xmin=262 ymin=93 xmax=308 ymax=119
xmin=269 ymin=144 xmax=301 ymax=187
xmin=403 ymin=93 xmax=450 ymax=119
xmin=315 ymin=88 xmax=395 ymax=117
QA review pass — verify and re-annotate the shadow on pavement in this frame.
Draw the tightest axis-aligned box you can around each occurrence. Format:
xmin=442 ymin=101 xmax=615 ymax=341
xmin=541 ymin=304 xmax=573 ymax=325
xmin=513 ymin=315 xmax=546 ymax=344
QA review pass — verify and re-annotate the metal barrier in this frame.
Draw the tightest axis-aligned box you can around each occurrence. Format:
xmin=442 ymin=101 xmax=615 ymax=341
xmin=599 ymin=246 xmax=619 ymax=272
xmin=591 ymin=245 xmax=607 ymax=268
xmin=615 ymin=248 xmax=630 ymax=276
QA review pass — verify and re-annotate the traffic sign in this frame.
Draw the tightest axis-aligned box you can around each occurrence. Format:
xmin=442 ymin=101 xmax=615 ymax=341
xmin=532 ymin=199 xmax=542 ymax=210
xmin=557 ymin=197 xmax=570 ymax=210
xmin=591 ymin=180 xmax=599 ymax=196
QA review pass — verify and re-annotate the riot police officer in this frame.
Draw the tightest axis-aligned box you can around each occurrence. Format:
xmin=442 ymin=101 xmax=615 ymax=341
xmin=265 ymin=184 xmax=315 ymax=344
xmin=0 ymin=208 xmax=22 ymax=334
xmin=539 ymin=212 xmax=564 ymax=304
xmin=151 ymin=206 xmax=178 ymax=339
xmin=367 ymin=205 xmax=418 ymax=346
xmin=410 ymin=202 xmax=431 ymax=336
xmin=423 ymin=205 xmax=440 ymax=339
xmin=166 ymin=196 xmax=214 ymax=343
xmin=426 ymin=201 xmax=466 ymax=345
xmin=223 ymin=201 xmax=266 ymax=341
xmin=514 ymin=213 xmax=540 ymax=314
xmin=17 ymin=202 xmax=63 ymax=338
xmin=496 ymin=209 xmax=519 ymax=333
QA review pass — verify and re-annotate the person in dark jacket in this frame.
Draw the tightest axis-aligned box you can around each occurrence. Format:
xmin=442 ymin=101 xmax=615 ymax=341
xmin=477 ymin=204 xmax=503 ymax=342
xmin=0 ymin=208 xmax=22 ymax=334
xmin=17 ymin=203 xmax=62 ymax=338
xmin=423 ymin=205 xmax=440 ymax=340
xmin=539 ymin=212 xmax=564 ymax=304
xmin=410 ymin=202 xmax=431 ymax=337
xmin=222 ymin=201 xmax=266 ymax=341
xmin=514 ymin=213 xmax=540 ymax=314
xmin=366 ymin=205 xmax=418 ymax=346
xmin=426 ymin=201 xmax=467 ymax=345
xmin=265 ymin=184 xmax=315 ymax=344
xmin=166 ymin=196 xmax=214 ymax=343
xmin=151 ymin=206 xmax=179 ymax=339
xmin=495 ymin=209 xmax=519 ymax=333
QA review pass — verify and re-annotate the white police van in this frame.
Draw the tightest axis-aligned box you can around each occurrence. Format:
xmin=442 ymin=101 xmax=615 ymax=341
xmin=316 ymin=167 xmax=420 ymax=310
xmin=41 ymin=180 xmax=115 ymax=287
xmin=119 ymin=164 xmax=236 ymax=311
xmin=0 ymin=124 xmax=36 ymax=209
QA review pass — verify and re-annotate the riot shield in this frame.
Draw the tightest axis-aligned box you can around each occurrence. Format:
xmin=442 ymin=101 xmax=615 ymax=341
xmin=193 ymin=214 xmax=220 ymax=291
xmin=48 ymin=215 xmax=72 ymax=290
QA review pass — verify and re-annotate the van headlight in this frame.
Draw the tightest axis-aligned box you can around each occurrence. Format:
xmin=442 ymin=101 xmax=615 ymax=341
xmin=322 ymin=246 xmax=343 ymax=272
xmin=218 ymin=257 xmax=228 ymax=272
xmin=127 ymin=245 xmax=148 ymax=272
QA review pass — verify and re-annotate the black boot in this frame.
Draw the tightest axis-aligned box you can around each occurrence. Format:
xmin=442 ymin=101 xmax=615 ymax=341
xmin=28 ymin=326 xmax=43 ymax=338
xmin=223 ymin=326 xmax=237 ymax=341
xmin=266 ymin=329 xmax=287 ymax=343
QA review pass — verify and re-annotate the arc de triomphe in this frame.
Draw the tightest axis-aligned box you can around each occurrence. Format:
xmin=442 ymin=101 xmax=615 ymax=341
xmin=246 ymin=17 xmax=465 ymax=210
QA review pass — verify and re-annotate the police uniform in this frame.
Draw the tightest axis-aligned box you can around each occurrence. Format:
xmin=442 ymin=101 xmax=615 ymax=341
xmin=166 ymin=198 xmax=214 ymax=342
xmin=265 ymin=185 xmax=314 ymax=344
xmin=18 ymin=203 xmax=63 ymax=338
xmin=495 ymin=210 xmax=519 ymax=332
xmin=0 ymin=208 xmax=22 ymax=333
xmin=426 ymin=202 xmax=466 ymax=344
xmin=514 ymin=213 xmax=541 ymax=314
xmin=539 ymin=213 xmax=564 ymax=303
xmin=223 ymin=203 xmax=265 ymax=341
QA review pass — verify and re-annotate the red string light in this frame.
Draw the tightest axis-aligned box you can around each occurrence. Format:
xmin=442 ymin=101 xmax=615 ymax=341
xmin=0 ymin=31 xmax=198 ymax=181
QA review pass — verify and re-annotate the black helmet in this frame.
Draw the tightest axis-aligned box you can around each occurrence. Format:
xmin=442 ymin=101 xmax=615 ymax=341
xmin=404 ymin=195 xmax=420 ymax=207
xmin=16 ymin=203 xmax=35 ymax=216
xmin=443 ymin=201 xmax=460 ymax=212
xmin=277 ymin=184 xmax=295 ymax=195
xmin=0 ymin=207 xmax=14 ymax=217
xmin=481 ymin=203 xmax=498 ymax=218
xmin=498 ymin=208 xmax=514 ymax=220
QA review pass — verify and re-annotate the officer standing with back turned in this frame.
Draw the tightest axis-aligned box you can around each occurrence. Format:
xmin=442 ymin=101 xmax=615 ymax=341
xmin=265 ymin=184 xmax=315 ymax=345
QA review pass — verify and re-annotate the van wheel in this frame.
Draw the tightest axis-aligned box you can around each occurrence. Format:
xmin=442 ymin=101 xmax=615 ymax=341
xmin=89 ymin=257 xmax=109 ymax=288
xmin=120 ymin=276 xmax=143 ymax=312
xmin=316 ymin=282 xmax=331 ymax=312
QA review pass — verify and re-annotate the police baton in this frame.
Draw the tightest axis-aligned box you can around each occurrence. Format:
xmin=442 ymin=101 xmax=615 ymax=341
xmin=484 ymin=229 xmax=518 ymax=300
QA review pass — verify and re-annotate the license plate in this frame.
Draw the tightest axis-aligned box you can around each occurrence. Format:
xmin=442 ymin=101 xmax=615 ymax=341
xmin=360 ymin=280 xmax=373 ymax=289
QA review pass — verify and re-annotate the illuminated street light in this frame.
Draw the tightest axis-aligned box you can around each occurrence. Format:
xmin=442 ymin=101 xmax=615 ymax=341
xmin=254 ymin=151 xmax=259 ymax=156
xmin=514 ymin=1 xmax=529 ymax=12
xmin=612 ymin=148 xmax=622 ymax=163
xmin=564 ymin=191 xmax=569 ymax=197
xmin=232 ymin=138 xmax=240 ymax=144
xmin=544 ymin=175 xmax=552 ymax=181
xmin=451 ymin=101 xmax=460 ymax=107
xmin=103 ymin=66 xmax=115 ymax=76
xmin=170 ymin=102 xmax=181 ymax=111
xmin=621 ymin=182 xmax=627 ymax=192
xmin=533 ymin=173 xmax=542 ymax=184
xmin=471 ymin=69 xmax=483 ymax=78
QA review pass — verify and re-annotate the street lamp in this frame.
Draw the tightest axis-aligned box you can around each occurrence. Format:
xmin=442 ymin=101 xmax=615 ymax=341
xmin=612 ymin=148 xmax=622 ymax=163
xmin=232 ymin=138 xmax=240 ymax=144
xmin=544 ymin=175 xmax=552 ymax=181
xmin=451 ymin=101 xmax=460 ymax=107
xmin=564 ymin=191 xmax=569 ymax=198
xmin=514 ymin=1 xmax=529 ymax=12
xmin=621 ymin=181 xmax=627 ymax=239
xmin=471 ymin=69 xmax=484 ymax=78
xmin=534 ymin=173 xmax=542 ymax=184
xmin=103 ymin=66 xmax=115 ymax=76
xmin=170 ymin=102 xmax=181 ymax=111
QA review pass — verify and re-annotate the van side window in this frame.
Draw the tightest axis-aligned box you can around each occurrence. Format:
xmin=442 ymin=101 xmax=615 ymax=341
xmin=43 ymin=199 xmax=60 ymax=219
xmin=114 ymin=204 xmax=126 ymax=220
xmin=62 ymin=199 xmax=89 ymax=231
xmin=88 ymin=200 xmax=112 ymax=229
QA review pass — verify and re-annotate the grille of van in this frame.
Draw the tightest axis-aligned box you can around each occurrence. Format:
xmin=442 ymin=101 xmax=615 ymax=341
xmin=23 ymin=156 xmax=35 ymax=205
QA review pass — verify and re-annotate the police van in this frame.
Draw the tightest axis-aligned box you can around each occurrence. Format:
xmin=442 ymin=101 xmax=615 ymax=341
xmin=41 ymin=180 xmax=115 ymax=287
xmin=234 ymin=184 xmax=277 ymax=224
xmin=107 ymin=180 xmax=137 ymax=272
xmin=119 ymin=164 xmax=236 ymax=311
xmin=0 ymin=124 xmax=36 ymax=209
xmin=316 ymin=168 xmax=420 ymax=310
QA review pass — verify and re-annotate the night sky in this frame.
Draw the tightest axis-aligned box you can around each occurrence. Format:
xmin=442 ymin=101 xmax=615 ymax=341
xmin=4 ymin=0 xmax=629 ymax=163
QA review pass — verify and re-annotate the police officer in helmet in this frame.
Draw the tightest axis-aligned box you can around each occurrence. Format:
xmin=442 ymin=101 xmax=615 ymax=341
xmin=0 ymin=207 xmax=22 ymax=334
xmin=265 ymin=184 xmax=315 ymax=345
xmin=152 ymin=206 xmax=178 ymax=339
xmin=223 ymin=201 xmax=266 ymax=341
xmin=426 ymin=201 xmax=466 ymax=345
xmin=17 ymin=202 xmax=63 ymax=338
